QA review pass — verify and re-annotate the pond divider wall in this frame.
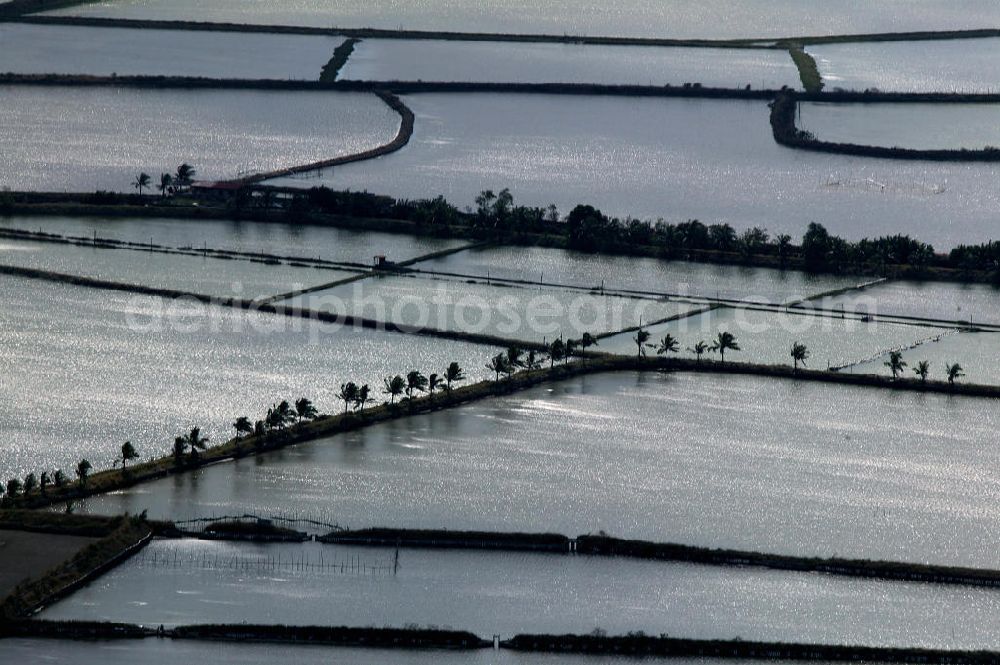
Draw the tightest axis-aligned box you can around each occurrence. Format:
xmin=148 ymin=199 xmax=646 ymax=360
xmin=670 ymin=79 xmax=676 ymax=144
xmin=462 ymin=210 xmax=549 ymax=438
xmin=320 ymin=528 xmax=570 ymax=552
xmin=771 ymin=93 xmax=1000 ymax=161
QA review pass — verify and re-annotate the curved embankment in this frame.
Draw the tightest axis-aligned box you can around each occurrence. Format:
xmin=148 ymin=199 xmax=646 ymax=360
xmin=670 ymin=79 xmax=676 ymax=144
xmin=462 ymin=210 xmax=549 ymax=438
xmin=236 ymin=90 xmax=414 ymax=184
xmin=771 ymin=93 xmax=1000 ymax=161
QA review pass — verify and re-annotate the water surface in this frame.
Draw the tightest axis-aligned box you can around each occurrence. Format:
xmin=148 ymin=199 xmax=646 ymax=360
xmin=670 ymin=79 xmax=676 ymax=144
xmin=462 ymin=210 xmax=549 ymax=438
xmin=269 ymin=94 xmax=1000 ymax=249
xmin=342 ymin=39 xmax=800 ymax=89
xmin=0 ymin=86 xmax=399 ymax=191
xmin=0 ymin=23 xmax=342 ymax=79
xmin=40 ymin=538 xmax=1000 ymax=648
xmin=0 ymin=275 xmax=496 ymax=480
xmin=78 ymin=372 xmax=1000 ymax=567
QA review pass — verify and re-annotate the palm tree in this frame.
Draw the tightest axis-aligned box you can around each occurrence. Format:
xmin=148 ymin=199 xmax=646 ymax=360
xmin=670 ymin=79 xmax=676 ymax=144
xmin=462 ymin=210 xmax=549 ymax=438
xmin=121 ymin=441 xmax=138 ymax=471
xmin=23 ymin=473 xmax=37 ymax=495
xmin=175 ymin=163 xmax=196 ymax=188
xmin=233 ymin=416 xmax=253 ymax=439
xmin=444 ymin=362 xmax=465 ymax=392
xmin=913 ymin=360 xmax=931 ymax=383
xmin=53 ymin=469 xmax=66 ymax=488
xmin=580 ymin=332 xmax=598 ymax=364
xmin=181 ymin=427 xmax=208 ymax=462
xmin=688 ymin=340 xmax=708 ymax=363
xmin=428 ymin=373 xmax=442 ymax=399
xmin=884 ymin=351 xmax=907 ymax=379
xmin=565 ymin=339 xmax=578 ymax=364
xmin=656 ymin=334 xmax=679 ymax=356
xmin=710 ymin=331 xmax=740 ymax=363
xmin=6 ymin=478 xmax=21 ymax=498
xmin=76 ymin=459 xmax=92 ymax=486
xmin=158 ymin=172 xmax=173 ymax=198
xmin=339 ymin=383 xmax=359 ymax=414
xmin=791 ymin=342 xmax=809 ymax=370
xmin=267 ymin=401 xmax=295 ymax=430
xmin=40 ymin=471 xmax=51 ymax=496
xmin=549 ymin=339 xmax=565 ymax=368
xmin=506 ymin=346 xmax=525 ymax=371
xmin=525 ymin=349 xmax=542 ymax=370
xmin=356 ymin=384 xmax=371 ymax=412
xmin=634 ymin=328 xmax=651 ymax=358
xmin=173 ymin=437 xmax=188 ymax=467
xmin=383 ymin=375 xmax=405 ymax=404
xmin=132 ymin=172 xmax=151 ymax=196
xmin=295 ymin=397 xmax=318 ymax=421
xmin=486 ymin=354 xmax=508 ymax=382
xmin=947 ymin=362 xmax=965 ymax=385
xmin=405 ymin=370 xmax=428 ymax=400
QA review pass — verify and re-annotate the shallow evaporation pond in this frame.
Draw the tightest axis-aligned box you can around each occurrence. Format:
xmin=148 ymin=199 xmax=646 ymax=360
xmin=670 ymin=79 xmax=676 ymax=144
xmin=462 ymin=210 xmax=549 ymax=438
xmin=39 ymin=538 xmax=1000 ymax=649
xmin=280 ymin=272 xmax=701 ymax=342
xmin=0 ymin=215 xmax=468 ymax=265
xmin=825 ymin=279 xmax=1000 ymax=326
xmin=0 ymin=86 xmax=399 ymax=192
xmin=598 ymin=305 xmax=945 ymax=370
xmin=80 ymin=371 xmax=1000 ymax=568
xmin=0 ymin=275 xmax=498 ymax=481
xmin=798 ymin=102 xmax=1000 ymax=151
xmin=810 ymin=38 xmax=1000 ymax=93
xmin=266 ymin=94 xmax=1000 ymax=249
xmin=341 ymin=39 xmax=800 ymax=89
xmin=0 ymin=236 xmax=358 ymax=299
xmin=413 ymin=244 xmax=862 ymax=303
xmin=39 ymin=0 xmax=1000 ymax=38
xmin=0 ymin=24 xmax=344 ymax=79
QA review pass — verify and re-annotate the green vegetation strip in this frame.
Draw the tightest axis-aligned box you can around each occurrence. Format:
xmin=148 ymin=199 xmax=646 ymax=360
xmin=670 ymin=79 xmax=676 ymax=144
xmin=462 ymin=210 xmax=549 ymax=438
xmin=787 ymin=46 xmax=823 ymax=93
xmin=771 ymin=93 xmax=1000 ymax=161
xmin=0 ymin=515 xmax=151 ymax=619
xmin=320 ymin=38 xmax=360 ymax=82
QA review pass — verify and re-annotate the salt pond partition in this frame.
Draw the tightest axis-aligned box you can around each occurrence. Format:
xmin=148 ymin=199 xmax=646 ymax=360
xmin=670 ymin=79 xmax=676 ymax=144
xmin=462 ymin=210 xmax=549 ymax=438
xmin=79 ymin=372 xmax=1000 ymax=568
xmin=0 ymin=275 xmax=497 ymax=481
xmin=0 ymin=215 xmax=467 ymax=265
xmin=0 ymin=24 xmax=344 ymax=79
xmin=280 ymin=273 xmax=702 ymax=341
xmin=798 ymin=102 xmax=1000 ymax=151
xmin=854 ymin=331 xmax=1000 ymax=385
xmin=0 ymin=86 xmax=399 ymax=192
xmin=39 ymin=0 xmax=1000 ymax=39
xmin=414 ymin=244 xmax=862 ymax=303
xmin=40 ymin=538 xmax=1000 ymax=649
xmin=810 ymin=38 xmax=1000 ymax=93
xmin=824 ymin=279 xmax=1000 ymax=326
xmin=340 ymin=39 xmax=801 ymax=89
xmin=598 ymin=306 xmax=946 ymax=370
xmin=269 ymin=94 xmax=1000 ymax=249
xmin=0 ymin=236 xmax=358 ymax=299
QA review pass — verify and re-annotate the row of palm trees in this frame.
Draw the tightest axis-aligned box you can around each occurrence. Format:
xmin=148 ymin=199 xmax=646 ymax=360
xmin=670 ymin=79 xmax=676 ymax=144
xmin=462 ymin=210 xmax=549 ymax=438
xmin=885 ymin=352 xmax=965 ymax=385
xmin=634 ymin=329 xmax=741 ymax=363
xmin=1 ymin=459 xmax=92 ymax=506
xmin=132 ymin=163 xmax=196 ymax=197
xmin=382 ymin=362 xmax=467 ymax=404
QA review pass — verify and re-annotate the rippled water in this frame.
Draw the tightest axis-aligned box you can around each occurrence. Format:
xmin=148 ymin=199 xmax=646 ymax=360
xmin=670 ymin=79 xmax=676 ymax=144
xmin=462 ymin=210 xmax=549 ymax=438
xmin=598 ymin=306 xmax=944 ymax=367
xmin=268 ymin=94 xmax=1000 ymax=249
xmin=0 ymin=86 xmax=399 ymax=191
xmin=0 ymin=215 xmax=467 ymax=264
xmin=811 ymin=38 xmax=1000 ymax=93
xmin=0 ymin=237 xmax=356 ymax=299
xmin=0 ymin=275 xmax=497 ymax=480
xmin=0 ymin=24 xmax=342 ymax=79
xmin=341 ymin=39 xmax=800 ymax=88
xmin=40 ymin=538 xmax=1000 ymax=648
xmin=283 ymin=273 xmax=700 ymax=341
xmin=415 ymin=244 xmax=861 ymax=302
xmin=41 ymin=0 xmax=1000 ymax=39
xmin=799 ymin=102 xmax=1000 ymax=151
xmin=78 ymin=372 xmax=1000 ymax=567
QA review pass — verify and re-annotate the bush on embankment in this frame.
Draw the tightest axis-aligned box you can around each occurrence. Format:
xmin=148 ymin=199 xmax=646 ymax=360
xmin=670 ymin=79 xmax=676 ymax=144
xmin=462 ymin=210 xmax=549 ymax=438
xmin=320 ymin=528 xmax=569 ymax=552
xmin=172 ymin=624 xmax=488 ymax=649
